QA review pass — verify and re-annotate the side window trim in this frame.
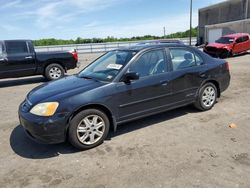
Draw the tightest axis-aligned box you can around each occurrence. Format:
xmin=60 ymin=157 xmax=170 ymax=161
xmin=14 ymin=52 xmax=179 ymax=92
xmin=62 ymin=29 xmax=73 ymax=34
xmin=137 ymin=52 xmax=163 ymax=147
xmin=165 ymin=47 xmax=174 ymax=72
xmin=191 ymin=49 xmax=205 ymax=66
xmin=26 ymin=41 xmax=31 ymax=53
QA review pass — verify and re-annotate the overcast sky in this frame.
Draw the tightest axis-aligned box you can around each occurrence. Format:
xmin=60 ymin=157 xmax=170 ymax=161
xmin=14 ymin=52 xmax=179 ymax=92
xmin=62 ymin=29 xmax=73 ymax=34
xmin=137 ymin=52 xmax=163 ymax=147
xmin=0 ymin=0 xmax=226 ymax=40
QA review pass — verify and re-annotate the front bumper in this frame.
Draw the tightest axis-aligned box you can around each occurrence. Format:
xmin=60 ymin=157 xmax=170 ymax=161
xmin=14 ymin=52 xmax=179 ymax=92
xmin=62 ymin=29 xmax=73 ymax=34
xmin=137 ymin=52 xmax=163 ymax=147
xmin=203 ymin=49 xmax=218 ymax=57
xmin=220 ymin=72 xmax=231 ymax=93
xmin=18 ymin=103 xmax=69 ymax=144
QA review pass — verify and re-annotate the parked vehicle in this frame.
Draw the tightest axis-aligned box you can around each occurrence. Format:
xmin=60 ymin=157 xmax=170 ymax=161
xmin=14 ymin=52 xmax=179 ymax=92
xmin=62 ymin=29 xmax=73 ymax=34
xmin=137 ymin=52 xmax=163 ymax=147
xmin=19 ymin=43 xmax=230 ymax=150
xmin=203 ymin=33 xmax=250 ymax=58
xmin=137 ymin=39 xmax=184 ymax=45
xmin=0 ymin=40 xmax=79 ymax=80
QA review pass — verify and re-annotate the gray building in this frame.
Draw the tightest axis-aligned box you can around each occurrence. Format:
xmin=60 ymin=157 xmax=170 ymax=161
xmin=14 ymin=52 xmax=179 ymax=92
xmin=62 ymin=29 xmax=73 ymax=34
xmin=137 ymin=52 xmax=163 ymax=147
xmin=198 ymin=0 xmax=250 ymax=44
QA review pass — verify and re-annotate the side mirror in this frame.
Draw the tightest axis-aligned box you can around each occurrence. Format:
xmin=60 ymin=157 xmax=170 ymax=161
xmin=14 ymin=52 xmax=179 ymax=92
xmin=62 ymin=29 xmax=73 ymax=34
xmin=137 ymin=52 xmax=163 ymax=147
xmin=122 ymin=71 xmax=139 ymax=83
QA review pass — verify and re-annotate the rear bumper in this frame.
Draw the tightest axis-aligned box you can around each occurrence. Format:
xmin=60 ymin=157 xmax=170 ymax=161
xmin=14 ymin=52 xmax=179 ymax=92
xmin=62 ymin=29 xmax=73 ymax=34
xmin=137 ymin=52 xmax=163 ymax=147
xmin=220 ymin=72 xmax=231 ymax=93
xmin=18 ymin=104 xmax=69 ymax=144
xmin=65 ymin=61 xmax=79 ymax=71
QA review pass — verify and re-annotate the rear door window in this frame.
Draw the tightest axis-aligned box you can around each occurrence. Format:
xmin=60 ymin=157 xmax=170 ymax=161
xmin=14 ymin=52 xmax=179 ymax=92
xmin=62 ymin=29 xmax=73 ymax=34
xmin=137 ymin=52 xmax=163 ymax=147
xmin=169 ymin=48 xmax=204 ymax=71
xmin=5 ymin=41 xmax=29 ymax=54
xmin=169 ymin=48 xmax=195 ymax=71
xmin=236 ymin=37 xmax=243 ymax=43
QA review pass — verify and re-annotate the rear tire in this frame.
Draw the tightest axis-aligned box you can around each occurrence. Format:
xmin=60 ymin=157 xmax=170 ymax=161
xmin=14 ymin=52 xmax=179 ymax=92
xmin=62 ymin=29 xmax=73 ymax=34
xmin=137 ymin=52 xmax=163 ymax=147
xmin=68 ymin=109 xmax=110 ymax=150
xmin=194 ymin=83 xmax=217 ymax=111
xmin=45 ymin=63 xmax=65 ymax=81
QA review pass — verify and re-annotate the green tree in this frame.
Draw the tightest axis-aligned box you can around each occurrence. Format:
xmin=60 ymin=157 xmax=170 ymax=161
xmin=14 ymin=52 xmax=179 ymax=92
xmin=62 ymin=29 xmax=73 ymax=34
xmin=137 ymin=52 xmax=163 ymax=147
xmin=33 ymin=27 xmax=198 ymax=46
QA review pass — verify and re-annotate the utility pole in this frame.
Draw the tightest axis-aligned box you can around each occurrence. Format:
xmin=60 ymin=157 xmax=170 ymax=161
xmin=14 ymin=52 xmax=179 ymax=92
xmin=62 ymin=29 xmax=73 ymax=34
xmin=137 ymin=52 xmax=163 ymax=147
xmin=163 ymin=27 xmax=166 ymax=38
xmin=189 ymin=0 xmax=193 ymax=46
xmin=246 ymin=0 xmax=249 ymax=19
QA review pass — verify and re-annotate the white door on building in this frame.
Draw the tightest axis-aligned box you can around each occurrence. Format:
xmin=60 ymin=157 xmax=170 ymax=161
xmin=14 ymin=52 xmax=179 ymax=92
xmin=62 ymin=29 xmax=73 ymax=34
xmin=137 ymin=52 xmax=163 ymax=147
xmin=208 ymin=28 xmax=223 ymax=43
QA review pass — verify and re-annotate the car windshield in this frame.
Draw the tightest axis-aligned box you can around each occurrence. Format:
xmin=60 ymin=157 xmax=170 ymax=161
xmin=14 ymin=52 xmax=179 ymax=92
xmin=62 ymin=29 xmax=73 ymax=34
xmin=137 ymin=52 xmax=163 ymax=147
xmin=78 ymin=50 xmax=137 ymax=82
xmin=215 ymin=37 xmax=234 ymax=44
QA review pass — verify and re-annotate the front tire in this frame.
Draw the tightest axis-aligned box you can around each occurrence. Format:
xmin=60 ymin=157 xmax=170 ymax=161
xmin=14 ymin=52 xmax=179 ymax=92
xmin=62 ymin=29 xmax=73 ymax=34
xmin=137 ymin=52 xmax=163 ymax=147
xmin=194 ymin=83 xmax=217 ymax=111
xmin=219 ymin=50 xmax=229 ymax=59
xmin=45 ymin=63 xmax=65 ymax=81
xmin=68 ymin=109 xmax=110 ymax=150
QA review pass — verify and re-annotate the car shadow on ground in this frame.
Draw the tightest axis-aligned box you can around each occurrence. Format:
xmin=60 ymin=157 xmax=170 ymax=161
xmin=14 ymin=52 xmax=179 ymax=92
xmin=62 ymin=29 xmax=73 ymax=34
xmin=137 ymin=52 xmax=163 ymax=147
xmin=10 ymin=106 xmax=200 ymax=159
xmin=10 ymin=125 xmax=79 ymax=159
xmin=228 ymin=51 xmax=250 ymax=59
xmin=0 ymin=76 xmax=46 ymax=88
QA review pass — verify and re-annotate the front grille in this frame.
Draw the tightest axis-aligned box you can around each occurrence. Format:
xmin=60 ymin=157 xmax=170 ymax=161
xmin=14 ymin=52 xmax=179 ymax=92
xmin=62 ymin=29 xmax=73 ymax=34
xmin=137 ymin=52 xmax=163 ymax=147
xmin=205 ymin=47 xmax=217 ymax=53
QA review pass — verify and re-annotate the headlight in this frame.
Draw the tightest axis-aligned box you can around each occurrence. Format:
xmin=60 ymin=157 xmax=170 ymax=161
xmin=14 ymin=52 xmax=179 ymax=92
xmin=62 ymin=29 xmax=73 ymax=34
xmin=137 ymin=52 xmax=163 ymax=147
xmin=30 ymin=102 xmax=59 ymax=116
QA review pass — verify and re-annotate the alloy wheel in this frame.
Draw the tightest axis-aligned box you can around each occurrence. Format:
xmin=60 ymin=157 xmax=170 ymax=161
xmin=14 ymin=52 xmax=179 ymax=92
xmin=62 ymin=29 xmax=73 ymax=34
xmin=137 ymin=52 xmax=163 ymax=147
xmin=76 ymin=115 xmax=105 ymax=145
xmin=202 ymin=86 xmax=216 ymax=108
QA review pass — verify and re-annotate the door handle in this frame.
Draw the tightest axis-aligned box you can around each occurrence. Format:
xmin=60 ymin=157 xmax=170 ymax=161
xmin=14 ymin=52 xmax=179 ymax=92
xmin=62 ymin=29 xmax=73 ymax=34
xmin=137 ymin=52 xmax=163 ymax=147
xmin=25 ymin=56 xmax=33 ymax=59
xmin=0 ymin=58 xmax=7 ymax=62
xmin=160 ymin=80 xmax=169 ymax=86
xmin=199 ymin=73 xmax=206 ymax=78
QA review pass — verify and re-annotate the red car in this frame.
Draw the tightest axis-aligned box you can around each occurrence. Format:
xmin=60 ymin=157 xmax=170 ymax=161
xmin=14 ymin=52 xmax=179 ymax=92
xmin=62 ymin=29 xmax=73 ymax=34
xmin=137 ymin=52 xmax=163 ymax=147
xmin=204 ymin=33 xmax=250 ymax=58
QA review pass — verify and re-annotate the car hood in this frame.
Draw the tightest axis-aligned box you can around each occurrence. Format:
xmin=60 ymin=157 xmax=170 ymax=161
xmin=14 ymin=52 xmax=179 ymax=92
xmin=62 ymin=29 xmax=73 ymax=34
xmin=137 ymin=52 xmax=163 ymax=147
xmin=27 ymin=75 xmax=105 ymax=105
xmin=206 ymin=43 xmax=229 ymax=48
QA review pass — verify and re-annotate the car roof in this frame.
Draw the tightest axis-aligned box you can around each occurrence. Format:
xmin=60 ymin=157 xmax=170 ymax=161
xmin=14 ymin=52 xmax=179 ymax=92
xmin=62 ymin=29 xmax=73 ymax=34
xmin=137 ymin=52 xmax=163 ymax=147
xmin=1 ymin=39 xmax=32 ymax=43
xmin=118 ymin=43 xmax=188 ymax=52
xmin=137 ymin=39 xmax=184 ymax=45
xmin=223 ymin=33 xmax=249 ymax=38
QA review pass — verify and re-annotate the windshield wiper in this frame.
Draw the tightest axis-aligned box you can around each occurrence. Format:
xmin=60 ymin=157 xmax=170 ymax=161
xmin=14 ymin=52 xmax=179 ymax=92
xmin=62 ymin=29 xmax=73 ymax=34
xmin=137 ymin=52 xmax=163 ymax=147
xmin=79 ymin=75 xmax=94 ymax=80
xmin=79 ymin=75 xmax=101 ymax=82
xmin=82 ymin=76 xmax=93 ymax=79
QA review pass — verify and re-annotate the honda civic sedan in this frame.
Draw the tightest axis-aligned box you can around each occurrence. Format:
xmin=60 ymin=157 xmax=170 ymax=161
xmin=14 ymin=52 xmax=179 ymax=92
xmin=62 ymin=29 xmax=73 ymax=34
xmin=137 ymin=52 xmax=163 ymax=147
xmin=19 ymin=43 xmax=230 ymax=150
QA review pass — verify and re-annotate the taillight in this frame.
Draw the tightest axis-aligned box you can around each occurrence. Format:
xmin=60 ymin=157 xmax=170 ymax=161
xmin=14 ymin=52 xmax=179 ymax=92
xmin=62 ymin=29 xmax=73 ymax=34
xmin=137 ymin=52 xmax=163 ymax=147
xmin=71 ymin=50 xmax=78 ymax=62
xmin=225 ymin=61 xmax=230 ymax=71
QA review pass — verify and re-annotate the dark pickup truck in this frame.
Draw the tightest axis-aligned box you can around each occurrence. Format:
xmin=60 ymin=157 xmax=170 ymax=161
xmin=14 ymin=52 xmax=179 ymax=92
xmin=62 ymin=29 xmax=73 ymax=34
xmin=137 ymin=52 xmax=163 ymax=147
xmin=0 ymin=40 xmax=79 ymax=80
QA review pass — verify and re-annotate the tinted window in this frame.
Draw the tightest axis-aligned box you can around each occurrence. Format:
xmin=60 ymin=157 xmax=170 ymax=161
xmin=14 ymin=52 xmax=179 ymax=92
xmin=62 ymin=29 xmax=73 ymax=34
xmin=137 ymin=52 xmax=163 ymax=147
xmin=242 ymin=36 xmax=249 ymax=42
xmin=236 ymin=37 xmax=243 ymax=43
xmin=169 ymin=48 xmax=200 ymax=71
xmin=216 ymin=37 xmax=234 ymax=44
xmin=6 ymin=41 xmax=29 ymax=54
xmin=129 ymin=50 xmax=166 ymax=77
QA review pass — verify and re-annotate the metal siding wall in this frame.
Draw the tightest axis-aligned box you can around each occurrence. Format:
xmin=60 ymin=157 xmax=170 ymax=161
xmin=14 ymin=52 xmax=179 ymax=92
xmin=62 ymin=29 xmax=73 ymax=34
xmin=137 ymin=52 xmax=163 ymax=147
xmin=205 ymin=19 xmax=250 ymax=43
xmin=198 ymin=0 xmax=250 ymax=44
xmin=248 ymin=0 xmax=250 ymax=18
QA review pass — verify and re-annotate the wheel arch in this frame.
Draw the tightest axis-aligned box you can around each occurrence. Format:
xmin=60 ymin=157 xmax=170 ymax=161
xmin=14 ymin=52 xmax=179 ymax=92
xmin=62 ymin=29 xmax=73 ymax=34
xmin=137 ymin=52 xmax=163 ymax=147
xmin=43 ymin=61 xmax=67 ymax=75
xmin=203 ymin=80 xmax=221 ymax=98
xmin=66 ymin=104 xmax=117 ymax=136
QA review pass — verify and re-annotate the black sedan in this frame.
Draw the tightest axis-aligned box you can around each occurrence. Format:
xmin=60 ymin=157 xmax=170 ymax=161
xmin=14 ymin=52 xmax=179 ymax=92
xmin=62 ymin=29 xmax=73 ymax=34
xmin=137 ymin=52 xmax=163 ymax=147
xmin=19 ymin=43 xmax=230 ymax=150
